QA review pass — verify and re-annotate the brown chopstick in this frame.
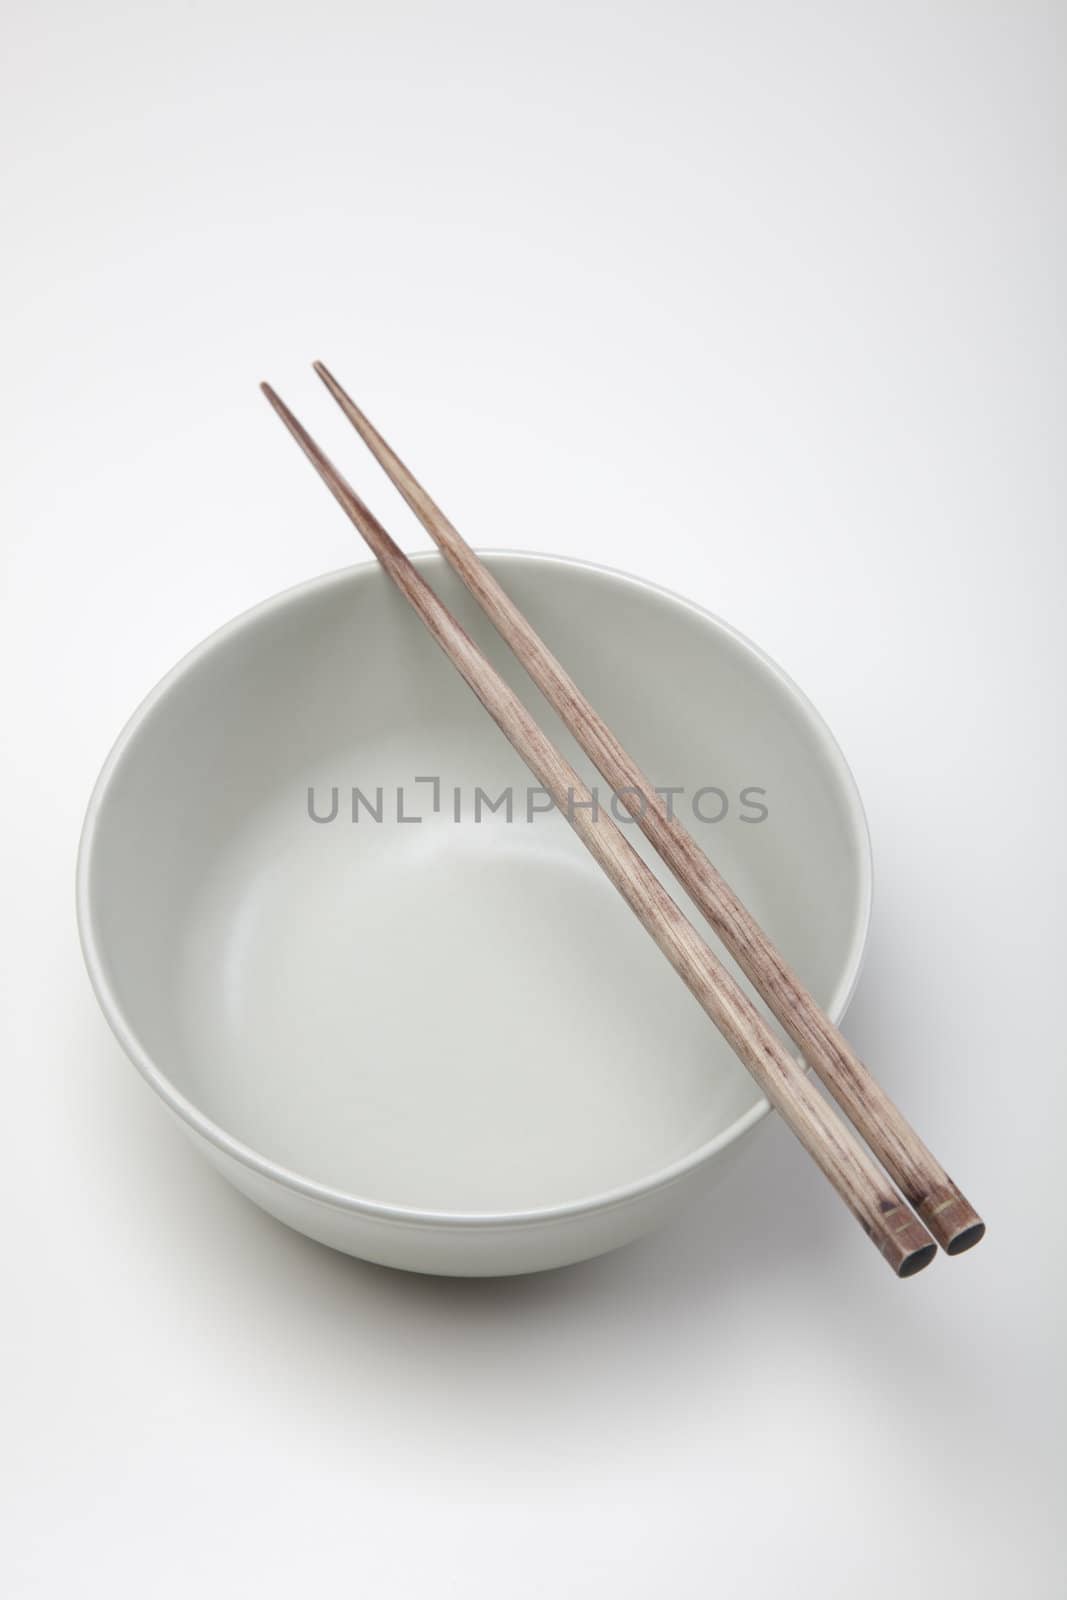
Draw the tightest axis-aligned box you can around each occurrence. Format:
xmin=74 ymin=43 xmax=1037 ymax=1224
xmin=311 ymin=362 xmax=984 ymax=1258
xmin=262 ymin=379 xmax=937 ymax=1277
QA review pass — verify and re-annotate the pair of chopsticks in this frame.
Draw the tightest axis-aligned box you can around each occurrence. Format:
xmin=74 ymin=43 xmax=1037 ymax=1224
xmin=262 ymin=364 xmax=984 ymax=1277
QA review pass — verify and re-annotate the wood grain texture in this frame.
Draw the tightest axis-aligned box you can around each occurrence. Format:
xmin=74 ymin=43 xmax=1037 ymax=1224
xmin=263 ymin=380 xmax=937 ymax=1277
xmin=311 ymin=362 xmax=984 ymax=1258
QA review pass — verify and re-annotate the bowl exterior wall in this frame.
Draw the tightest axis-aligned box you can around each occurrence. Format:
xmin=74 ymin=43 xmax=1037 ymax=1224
xmin=190 ymin=1122 xmax=761 ymax=1276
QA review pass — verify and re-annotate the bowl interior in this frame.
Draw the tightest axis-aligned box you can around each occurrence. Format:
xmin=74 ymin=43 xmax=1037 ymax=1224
xmin=81 ymin=554 xmax=870 ymax=1216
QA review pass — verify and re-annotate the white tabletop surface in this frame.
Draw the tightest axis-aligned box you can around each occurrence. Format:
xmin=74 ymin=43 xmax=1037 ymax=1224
xmin=2 ymin=4 xmax=1063 ymax=1595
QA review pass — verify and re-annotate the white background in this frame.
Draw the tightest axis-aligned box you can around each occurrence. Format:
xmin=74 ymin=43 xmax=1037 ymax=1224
xmin=2 ymin=3 xmax=1064 ymax=1595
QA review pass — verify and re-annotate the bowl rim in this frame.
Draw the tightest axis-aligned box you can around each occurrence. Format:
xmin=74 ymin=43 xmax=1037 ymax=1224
xmin=76 ymin=550 xmax=874 ymax=1230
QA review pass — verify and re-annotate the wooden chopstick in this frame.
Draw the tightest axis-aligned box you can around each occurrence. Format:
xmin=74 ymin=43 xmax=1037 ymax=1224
xmin=311 ymin=365 xmax=985 ymax=1260
xmin=262 ymin=380 xmax=937 ymax=1277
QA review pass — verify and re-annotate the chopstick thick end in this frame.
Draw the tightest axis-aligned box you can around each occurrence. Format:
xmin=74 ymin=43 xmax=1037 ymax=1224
xmin=897 ymin=1239 xmax=939 ymax=1278
xmin=877 ymin=1203 xmax=938 ymax=1277
xmin=918 ymin=1188 xmax=986 ymax=1255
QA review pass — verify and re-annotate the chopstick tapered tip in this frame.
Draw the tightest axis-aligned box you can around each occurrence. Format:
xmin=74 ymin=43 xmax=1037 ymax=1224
xmin=312 ymin=362 xmax=392 ymax=462
xmin=312 ymin=360 xmax=346 ymax=400
xmin=260 ymin=383 xmax=298 ymax=428
xmin=259 ymin=383 xmax=327 ymax=469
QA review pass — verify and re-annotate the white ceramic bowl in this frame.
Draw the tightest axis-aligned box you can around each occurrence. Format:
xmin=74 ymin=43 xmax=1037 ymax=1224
xmin=78 ymin=553 xmax=872 ymax=1275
